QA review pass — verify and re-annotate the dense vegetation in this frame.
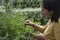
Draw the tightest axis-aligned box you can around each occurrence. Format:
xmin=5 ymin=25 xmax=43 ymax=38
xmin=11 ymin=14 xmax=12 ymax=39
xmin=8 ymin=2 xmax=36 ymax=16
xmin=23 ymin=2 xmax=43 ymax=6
xmin=4 ymin=0 xmax=41 ymax=9
xmin=0 ymin=0 xmax=48 ymax=40
xmin=14 ymin=0 xmax=41 ymax=8
xmin=0 ymin=11 xmax=34 ymax=40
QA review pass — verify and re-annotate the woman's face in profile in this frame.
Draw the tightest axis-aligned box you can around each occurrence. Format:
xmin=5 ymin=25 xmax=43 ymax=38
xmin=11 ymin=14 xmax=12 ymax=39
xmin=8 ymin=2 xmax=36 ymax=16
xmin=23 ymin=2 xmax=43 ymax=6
xmin=41 ymin=6 xmax=53 ymax=18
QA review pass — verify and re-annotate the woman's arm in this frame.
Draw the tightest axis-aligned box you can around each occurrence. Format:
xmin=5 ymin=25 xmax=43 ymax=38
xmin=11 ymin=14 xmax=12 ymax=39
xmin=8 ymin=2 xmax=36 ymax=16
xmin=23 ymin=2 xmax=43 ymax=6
xmin=29 ymin=23 xmax=47 ymax=33
xmin=32 ymin=33 xmax=48 ymax=40
xmin=25 ymin=20 xmax=50 ymax=33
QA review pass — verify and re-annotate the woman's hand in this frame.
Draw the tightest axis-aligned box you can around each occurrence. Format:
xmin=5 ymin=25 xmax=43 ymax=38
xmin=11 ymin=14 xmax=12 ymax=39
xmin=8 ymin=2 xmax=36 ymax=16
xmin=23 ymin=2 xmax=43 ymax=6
xmin=32 ymin=33 xmax=47 ymax=40
xmin=25 ymin=20 xmax=33 ymax=26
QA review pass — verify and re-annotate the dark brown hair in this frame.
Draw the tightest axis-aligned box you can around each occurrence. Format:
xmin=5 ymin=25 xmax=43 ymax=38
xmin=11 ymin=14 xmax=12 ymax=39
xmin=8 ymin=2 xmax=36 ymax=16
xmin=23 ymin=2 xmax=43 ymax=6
xmin=43 ymin=0 xmax=60 ymax=22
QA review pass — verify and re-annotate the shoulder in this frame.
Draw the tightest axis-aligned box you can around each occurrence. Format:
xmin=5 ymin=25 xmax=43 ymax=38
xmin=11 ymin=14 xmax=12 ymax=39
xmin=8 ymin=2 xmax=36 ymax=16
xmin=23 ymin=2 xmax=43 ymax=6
xmin=53 ymin=19 xmax=60 ymax=34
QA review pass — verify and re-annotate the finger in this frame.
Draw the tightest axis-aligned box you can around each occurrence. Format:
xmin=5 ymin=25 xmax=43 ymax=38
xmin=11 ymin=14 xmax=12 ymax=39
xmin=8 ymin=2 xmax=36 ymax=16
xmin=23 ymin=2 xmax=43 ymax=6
xmin=25 ymin=20 xmax=30 ymax=24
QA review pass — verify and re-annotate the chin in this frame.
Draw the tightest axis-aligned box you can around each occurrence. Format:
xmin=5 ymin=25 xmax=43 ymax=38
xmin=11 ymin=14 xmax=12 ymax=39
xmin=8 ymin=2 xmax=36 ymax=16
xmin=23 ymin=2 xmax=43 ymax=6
xmin=45 ymin=16 xmax=50 ymax=19
xmin=46 ymin=17 xmax=50 ymax=19
xmin=47 ymin=17 xmax=50 ymax=19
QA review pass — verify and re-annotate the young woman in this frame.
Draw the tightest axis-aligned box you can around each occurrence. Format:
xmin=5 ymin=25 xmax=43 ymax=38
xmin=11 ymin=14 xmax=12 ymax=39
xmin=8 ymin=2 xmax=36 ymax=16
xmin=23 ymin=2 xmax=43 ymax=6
xmin=25 ymin=0 xmax=60 ymax=40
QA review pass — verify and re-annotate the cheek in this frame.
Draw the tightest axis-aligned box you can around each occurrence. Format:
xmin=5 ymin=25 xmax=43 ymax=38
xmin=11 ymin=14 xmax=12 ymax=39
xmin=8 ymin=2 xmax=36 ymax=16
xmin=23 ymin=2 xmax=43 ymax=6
xmin=41 ymin=7 xmax=51 ymax=17
xmin=42 ymin=11 xmax=50 ymax=17
xmin=42 ymin=10 xmax=48 ymax=16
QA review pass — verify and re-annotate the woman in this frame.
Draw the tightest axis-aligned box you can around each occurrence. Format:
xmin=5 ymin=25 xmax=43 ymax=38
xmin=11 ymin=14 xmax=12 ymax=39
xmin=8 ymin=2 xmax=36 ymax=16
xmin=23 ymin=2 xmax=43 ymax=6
xmin=25 ymin=0 xmax=60 ymax=40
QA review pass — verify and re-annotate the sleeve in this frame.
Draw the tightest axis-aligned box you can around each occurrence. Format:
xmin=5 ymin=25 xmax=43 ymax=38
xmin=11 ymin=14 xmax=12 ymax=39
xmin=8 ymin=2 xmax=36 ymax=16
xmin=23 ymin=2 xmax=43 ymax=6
xmin=53 ymin=23 xmax=60 ymax=40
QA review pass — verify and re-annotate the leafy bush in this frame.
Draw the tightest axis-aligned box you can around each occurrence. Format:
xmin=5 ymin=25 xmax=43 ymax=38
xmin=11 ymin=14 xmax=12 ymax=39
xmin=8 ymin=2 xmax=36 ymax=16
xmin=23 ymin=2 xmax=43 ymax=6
xmin=0 ymin=0 xmax=48 ymax=40
xmin=3 ymin=0 xmax=41 ymax=9
xmin=0 ymin=8 xmax=48 ymax=40
xmin=0 ymin=11 xmax=35 ymax=40
xmin=14 ymin=0 xmax=41 ymax=8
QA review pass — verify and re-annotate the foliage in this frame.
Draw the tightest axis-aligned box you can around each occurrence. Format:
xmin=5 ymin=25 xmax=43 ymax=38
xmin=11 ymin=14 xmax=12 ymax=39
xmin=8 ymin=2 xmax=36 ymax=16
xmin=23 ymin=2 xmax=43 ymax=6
xmin=25 ymin=11 xmax=48 ymax=25
xmin=0 ymin=11 xmax=34 ymax=40
xmin=3 ymin=0 xmax=11 ymax=12
xmin=0 ymin=0 xmax=48 ymax=40
xmin=0 ymin=10 xmax=48 ymax=40
xmin=3 ymin=0 xmax=41 ymax=9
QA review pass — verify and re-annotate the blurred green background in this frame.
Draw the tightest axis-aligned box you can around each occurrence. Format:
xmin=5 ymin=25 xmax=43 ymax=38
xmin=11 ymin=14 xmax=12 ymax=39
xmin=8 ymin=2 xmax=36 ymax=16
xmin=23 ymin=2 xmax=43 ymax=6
xmin=0 ymin=0 xmax=48 ymax=40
